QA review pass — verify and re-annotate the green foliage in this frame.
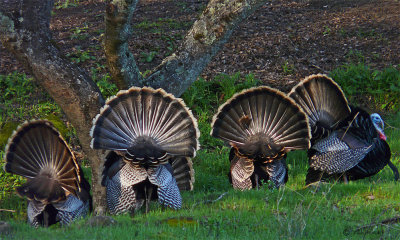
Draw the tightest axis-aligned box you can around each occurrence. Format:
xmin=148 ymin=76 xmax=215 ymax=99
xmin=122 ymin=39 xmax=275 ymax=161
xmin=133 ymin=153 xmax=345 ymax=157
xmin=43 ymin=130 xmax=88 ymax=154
xmin=67 ymin=47 xmax=96 ymax=63
xmin=1 ymin=70 xmax=400 ymax=238
xmin=337 ymin=28 xmax=387 ymax=43
xmin=0 ymin=150 xmax=26 ymax=201
xmin=194 ymin=148 xmax=231 ymax=192
xmin=0 ymin=72 xmax=61 ymax=122
xmin=45 ymin=114 xmax=72 ymax=141
xmin=183 ymin=73 xmax=259 ymax=113
xmin=214 ymin=73 xmax=259 ymax=102
xmin=160 ymin=34 xmax=182 ymax=55
xmin=70 ymin=25 xmax=89 ymax=40
xmin=90 ymin=65 xmax=118 ymax=99
xmin=330 ymin=63 xmax=400 ymax=112
xmin=323 ymin=25 xmax=332 ymax=36
xmin=134 ymin=18 xmax=191 ymax=32
xmin=282 ymin=61 xmax=295 ymax=75
xmin=140 ymin=51 xmax=158 ymax=63
xmin=55 ymin=0 xmax=79 ymax=9
xmin=4 ymin=126 xmax=400 ymax=238
xmin=0 ymin=122 xmax=19 ymax=149
xmin=345 ymin=49 xmax=365 ymax=63
xmin=0 ymin=72 xmax=36 ymax=107
xmin=182 ymin=73 xmax=259 ymax=149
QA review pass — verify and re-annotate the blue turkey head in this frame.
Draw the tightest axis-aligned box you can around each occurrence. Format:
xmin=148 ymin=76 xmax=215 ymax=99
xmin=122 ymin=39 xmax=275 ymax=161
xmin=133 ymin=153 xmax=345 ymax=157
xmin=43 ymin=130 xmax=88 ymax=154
xmin=370 ymin=113 xmax=386 ymax=140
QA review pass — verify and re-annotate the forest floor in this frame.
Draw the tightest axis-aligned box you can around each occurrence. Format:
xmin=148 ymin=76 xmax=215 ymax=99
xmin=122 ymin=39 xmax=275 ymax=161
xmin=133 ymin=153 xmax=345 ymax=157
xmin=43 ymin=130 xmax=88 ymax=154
xmin=1 ymin=0 xmax=399 ymax=92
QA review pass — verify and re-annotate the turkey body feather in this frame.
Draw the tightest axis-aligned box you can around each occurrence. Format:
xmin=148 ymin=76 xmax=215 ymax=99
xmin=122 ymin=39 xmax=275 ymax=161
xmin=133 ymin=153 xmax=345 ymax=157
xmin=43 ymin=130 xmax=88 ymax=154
xmin=212 ymin=86 xmax=310 ymax=189
xmin=91 ymin=87 xmax=198 ymax=214
xmin=289 ymin=74 xmax=395 ymax=184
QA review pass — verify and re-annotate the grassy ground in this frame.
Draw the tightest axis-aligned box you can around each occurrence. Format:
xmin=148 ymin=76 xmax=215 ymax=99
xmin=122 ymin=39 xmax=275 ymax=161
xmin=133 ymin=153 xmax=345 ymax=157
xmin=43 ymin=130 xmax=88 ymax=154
xmin=1 ymin=106 xmax=400 ymax=240
xmin=0 ymin=70 xmax=399 ymax=239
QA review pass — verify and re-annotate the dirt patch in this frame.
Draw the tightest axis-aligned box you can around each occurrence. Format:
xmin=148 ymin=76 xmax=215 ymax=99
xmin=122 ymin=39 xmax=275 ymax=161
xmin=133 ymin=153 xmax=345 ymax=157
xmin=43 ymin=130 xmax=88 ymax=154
xmin=1 ymin=0 xmax=399 ymax=92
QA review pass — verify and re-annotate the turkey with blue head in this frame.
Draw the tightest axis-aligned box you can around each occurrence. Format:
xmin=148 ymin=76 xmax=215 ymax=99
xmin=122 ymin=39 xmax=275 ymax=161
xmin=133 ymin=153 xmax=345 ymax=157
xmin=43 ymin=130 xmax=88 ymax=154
xmin=211 ymin=86 xmax=311 ymax=190
xmin=4 ymin=120 xmax=91 ymax=227
xmin=288 ymin=74 xmax=397 ymax=185
xmin=90 ymin=87 xmax=199 ymax=214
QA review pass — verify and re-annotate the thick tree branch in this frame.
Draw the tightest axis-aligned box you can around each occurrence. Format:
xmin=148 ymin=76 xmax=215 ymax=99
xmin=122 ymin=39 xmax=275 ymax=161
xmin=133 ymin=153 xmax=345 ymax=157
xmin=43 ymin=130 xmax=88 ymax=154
xmin=146 ymin=0 xmax=267 ymax=96
xmin=104 ymin=0 xmax=144 ymax=89
xmin=0 ymin=0 xmax=107 ymax=215
xmin=104 ymin=0 xmax=267 ymax=96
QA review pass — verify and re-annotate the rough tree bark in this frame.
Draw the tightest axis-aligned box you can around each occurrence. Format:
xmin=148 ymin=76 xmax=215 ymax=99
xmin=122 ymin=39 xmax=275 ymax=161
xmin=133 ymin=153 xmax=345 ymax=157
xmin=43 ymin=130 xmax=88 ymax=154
xmin=1 ymin=0 xmax=267 ymax=213
xmin=105 ymin=0 xmax=267 ymax=96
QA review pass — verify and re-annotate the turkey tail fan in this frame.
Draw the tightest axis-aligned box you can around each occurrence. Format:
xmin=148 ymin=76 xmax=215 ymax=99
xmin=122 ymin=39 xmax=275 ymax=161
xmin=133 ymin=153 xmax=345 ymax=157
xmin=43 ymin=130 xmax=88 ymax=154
xmin=211 ymin=86 xmax=311 ymax=159
xmin=288 ymin=74 xmax=351 ymax=140
xmin=170 ymin=156 xmax=195 ymax=191
xmin=90 ymin=87 xmax=200 ymax=158
xmin=4 ymin=120 xmax=81 ymax=203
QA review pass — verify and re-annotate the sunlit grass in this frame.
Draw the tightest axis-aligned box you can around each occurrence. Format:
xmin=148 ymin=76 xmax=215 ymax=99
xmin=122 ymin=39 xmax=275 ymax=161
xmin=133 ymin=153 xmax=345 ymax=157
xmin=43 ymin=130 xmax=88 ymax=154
xmin=1 ymin=72 xmax=399 ymax=239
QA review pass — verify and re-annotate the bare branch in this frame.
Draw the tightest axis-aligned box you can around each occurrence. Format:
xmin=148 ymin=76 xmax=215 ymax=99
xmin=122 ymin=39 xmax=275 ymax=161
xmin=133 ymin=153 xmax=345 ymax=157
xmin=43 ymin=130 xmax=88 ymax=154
xmin=145 ymin=0 xmax=268 ymax=96
xmin=102 ymin=0 xmax=267 ymax=96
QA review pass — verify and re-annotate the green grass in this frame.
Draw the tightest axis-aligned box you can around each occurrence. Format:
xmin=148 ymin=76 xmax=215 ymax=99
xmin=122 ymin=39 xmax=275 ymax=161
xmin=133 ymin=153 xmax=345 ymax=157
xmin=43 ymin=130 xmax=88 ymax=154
xmin=3 ymin=125 xmax=400 ymax=238
xmin=0 ymin=72 xmax=61 ymax=123
xmin=1 ymin=72 xmax=400 ymax=239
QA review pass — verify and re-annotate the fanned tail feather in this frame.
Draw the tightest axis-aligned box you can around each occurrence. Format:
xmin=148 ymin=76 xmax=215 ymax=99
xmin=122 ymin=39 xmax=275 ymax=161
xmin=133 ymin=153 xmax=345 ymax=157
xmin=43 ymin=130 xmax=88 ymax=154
xmin=91 ymin=87 xmax=199 ymax=158
xmin=4 ymin=120 xmax=82 ymax=202
xmin=211 ymin=86 xmax=310 ymax=159
xmin=170 ymin=156 xmax=195 ymax=191
xmin=288 ymin=74 xmax=351 ymax=141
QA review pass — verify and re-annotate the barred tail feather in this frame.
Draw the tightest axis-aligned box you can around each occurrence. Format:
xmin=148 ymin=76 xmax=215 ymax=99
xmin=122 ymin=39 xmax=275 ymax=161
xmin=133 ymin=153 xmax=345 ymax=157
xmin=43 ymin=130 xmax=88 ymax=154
xmin=288 ymin=74 xmax=351 ymax=139
xmin=170 ymin=157 xmax=195 ymax=191
xmin=4 ymin=120 xmax=82 ymax=202
xmin=90 ymin=87 xmax=199 ymax=157
xmin=211 ymin=86 xmax=310 ymax=158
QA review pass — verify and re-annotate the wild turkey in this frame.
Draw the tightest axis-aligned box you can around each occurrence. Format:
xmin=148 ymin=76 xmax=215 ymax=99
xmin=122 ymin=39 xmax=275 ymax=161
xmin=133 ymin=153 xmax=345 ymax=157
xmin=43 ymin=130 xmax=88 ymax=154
xmin=3 ymin=120 xmax=91 ymax=227
xmin=288 ymin=74 xmax=396 ymax=184
xmin=211 ymin=86 xmax=311 ymax=189
xmin=90 ymin=87 xmax=199 ymax=214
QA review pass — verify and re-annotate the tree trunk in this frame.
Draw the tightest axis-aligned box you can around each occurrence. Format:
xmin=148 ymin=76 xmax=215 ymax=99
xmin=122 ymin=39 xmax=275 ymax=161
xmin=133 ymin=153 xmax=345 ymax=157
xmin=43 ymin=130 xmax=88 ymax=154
xmin=105 ymin=0 xmax=267 ymax=96
xmin=0 ymin=0 xmax=107 ymax=215
xmin=1 ymin=0 xmax=267 ymax=214
xmin=104 ymin=0 xmax=144 ymax=90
